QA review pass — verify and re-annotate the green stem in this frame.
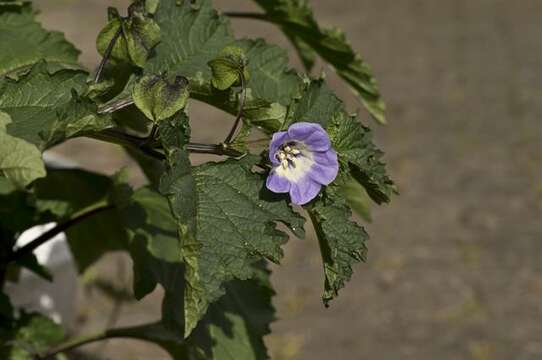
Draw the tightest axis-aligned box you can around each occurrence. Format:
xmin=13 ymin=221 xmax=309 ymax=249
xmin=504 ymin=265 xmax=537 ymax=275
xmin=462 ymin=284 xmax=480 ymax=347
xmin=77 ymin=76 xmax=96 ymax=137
xmin=5 ymin=205 xmax=115 ymax=265
xmin=224 ymin=71 xmax=247 ymax=144
xmin=94 ymin=24 xmax=124 ymax=83
xmin=223 ymin=11 xmax=270 ymax=22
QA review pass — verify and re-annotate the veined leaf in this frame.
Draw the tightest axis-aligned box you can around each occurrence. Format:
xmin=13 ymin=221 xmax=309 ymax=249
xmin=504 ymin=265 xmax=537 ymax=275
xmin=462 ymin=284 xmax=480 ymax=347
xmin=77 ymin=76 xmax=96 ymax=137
xmin=96 ymin=3 xmax=161 ymax=68
xmin=208 ymin=45 xmax=249 ymax=91
xmin=308 ymin=184 xmax=368 ymax=306
xmin=157 ymin=115 xmax=304 ymax=336
xmin=0 ymin=2 xmax=79 ymax=77
xmin=144 ymin=0 xmax=234 ymax=79
xmin=251 ymin=0 xmax=387 ymax=124
xmin=190 ymin=268 xmax=275 ymax=360
xmin=290 ymin=79 xmax=395 ymax=203
xmin=0 ymin=111 xmax=45 ymax=188
xmin=133 ymin=74 xmax=190 ymax=123
xmin=0 ymin=62 xmax=114 ymax=151
xmin=289 ymin=79 xmax=394 ymax=303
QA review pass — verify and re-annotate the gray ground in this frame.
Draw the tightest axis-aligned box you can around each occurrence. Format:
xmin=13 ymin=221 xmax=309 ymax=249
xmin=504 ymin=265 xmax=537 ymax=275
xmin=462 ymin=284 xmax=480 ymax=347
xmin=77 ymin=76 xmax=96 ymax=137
xmin=30 ymin=0 xmax=542 ymax=359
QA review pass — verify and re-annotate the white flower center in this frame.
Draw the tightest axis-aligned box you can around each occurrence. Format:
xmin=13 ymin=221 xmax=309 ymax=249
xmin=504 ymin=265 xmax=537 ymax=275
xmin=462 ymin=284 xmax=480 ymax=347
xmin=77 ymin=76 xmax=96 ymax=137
xmin=274 ymin=142 xmax=314 ymax=183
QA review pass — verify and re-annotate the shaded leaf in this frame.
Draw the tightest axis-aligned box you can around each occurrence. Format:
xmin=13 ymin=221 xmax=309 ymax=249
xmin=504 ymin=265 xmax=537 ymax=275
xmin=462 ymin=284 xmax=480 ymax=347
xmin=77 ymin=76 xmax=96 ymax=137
xmin=0 ymin=312 xmax=65 ymax=359
xmin=33 ymin=169 xmax=129 ymax=272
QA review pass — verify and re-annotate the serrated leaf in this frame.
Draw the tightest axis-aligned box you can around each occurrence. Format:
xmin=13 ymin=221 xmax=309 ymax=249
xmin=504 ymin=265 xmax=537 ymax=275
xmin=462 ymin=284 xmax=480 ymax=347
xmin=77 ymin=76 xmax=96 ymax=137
xmin=96 ymin=5 xmax=161 ymax=68
xmin=33 ymin=169 xmax=129 ymax=272
xmin=157 ymin=115 xmax=303 ymax=336
xmin=291 ymin=79 xmax=395 ymax=203
xmin=0 ymin=2 xmax=79 ymax=77
xmin=252 ymin=0 xmax=387 ymax=123
xmin=340 ymin=177 xmax=372 ymax=222
xmin=120 ymin=186 xmax=185 ymax=331
xmin=191 ymin=268 xmax=275 ymax=360
xmin=144 ymin=0 xmax=234 ymax=79
xmin=208 ymin=45 xmax=249 ymax=91
xmin=0 ymin=62 xmax=113 ymax=150
xmin=0 ymin=312 xmax=65 ymax=359
xmin=0 ymin=111 xmax=45 ymax=188
xmin=133 ymin=74 xmax=189 ymax=122
xmin=308 ymin=185 xmax=368 ymax=305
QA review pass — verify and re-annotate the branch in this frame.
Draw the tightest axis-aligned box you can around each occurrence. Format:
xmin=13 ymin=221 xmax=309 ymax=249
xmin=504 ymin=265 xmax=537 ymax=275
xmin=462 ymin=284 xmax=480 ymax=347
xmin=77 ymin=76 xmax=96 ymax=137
xmin=37 ymin=323 xmax=185 ymax=359
xmin=5 ymin=205 xmax=115 ymax=265
xmin=224 ymin=71 xmax=247 ymax=144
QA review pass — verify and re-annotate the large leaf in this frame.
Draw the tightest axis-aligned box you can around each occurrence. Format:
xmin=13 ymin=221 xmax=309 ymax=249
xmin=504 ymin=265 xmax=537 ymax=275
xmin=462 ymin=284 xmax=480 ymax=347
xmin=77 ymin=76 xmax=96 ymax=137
xmin=0 ymin=2 xmax=79 ymax=77
xmin=291 ymin=79 xmax=395 ymax=203
xmin=190 ymin=268 xmax=275 ymax=360
xmin=251 ymin=0 xmax=387 ymax=124
xmin=0 ymin=312 xmax=65 ymax=359
xmin=33 ymin=169 xmax=129 ymax=272
xmin=288 ymin=80 xmax=394 ymax=303
xmin=308 ymin=184 xmax=368 ymax=305
xmin=144 ymin=0 xmax=234 ymax=80
xmin=0 ymin=62 xmax=113 ymax=151
xmin=158 ymin=115 xmax=303 ymax=336
xmin=120 ymin=186 xmax=186 ymax=331
xmin=0 ymin=111 xmax=45 ymax=188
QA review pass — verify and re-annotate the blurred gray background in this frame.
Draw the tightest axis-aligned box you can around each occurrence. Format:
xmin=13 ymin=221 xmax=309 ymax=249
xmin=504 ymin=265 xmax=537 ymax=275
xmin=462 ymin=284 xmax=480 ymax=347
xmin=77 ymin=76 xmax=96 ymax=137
xmin=31 ymin=0 xmax=542 ymax=359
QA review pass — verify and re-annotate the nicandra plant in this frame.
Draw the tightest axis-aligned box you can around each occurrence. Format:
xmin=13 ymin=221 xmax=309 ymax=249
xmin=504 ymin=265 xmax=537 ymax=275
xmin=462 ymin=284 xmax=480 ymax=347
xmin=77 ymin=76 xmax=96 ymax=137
xmin=0 ymin=0 xmax=395 ymax=358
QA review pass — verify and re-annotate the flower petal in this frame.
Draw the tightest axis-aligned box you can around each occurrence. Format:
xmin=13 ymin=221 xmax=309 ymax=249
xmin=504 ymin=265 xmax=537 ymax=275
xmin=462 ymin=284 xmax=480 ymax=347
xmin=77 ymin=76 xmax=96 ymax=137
xmin=289 ymin=177 xmax=321 ymax=205
xmin=288 ymin=122 xmax=331 ymax=151
xmin=266 ymin=171 xmax=291 ymax=193
xmin=313 ymin=149 xmax=339 ymax=167
xmin=309 ymin=162 xmax=339 ymax=186
xmin=268 ymin=131 xmax=289 ymax=165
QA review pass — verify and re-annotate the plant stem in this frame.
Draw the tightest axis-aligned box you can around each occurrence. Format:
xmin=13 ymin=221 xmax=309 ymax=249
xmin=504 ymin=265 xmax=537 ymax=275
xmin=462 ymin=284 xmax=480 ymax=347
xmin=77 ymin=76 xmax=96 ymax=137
xmin=86 ymin=129 xmax=166 ymax=161
xmin=223 ymin=11 xmax=270 ymax=22
xmin=224 ymin=71 xmax=247 ymax=144
xmin=94 ymin=24 xmax=124 ymax=83
xmin=5 ymin=205 xmax=115 ymax=265
xmin=97 ymin=98 xmax=135 ymax=114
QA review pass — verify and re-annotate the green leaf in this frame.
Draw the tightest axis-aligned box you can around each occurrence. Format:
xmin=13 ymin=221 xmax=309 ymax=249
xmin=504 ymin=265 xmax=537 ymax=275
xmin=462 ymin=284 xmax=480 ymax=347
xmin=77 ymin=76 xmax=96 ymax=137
xmin=0 ymin=2 xmax=79 ymax=77
xmin=120 ymin=186 xmax=185 ymax=331
xmin=308 ymin=185 xmax=368 ymax=306
xmin=144 ymin=0 xmax=234 ymax=80
xmin=96 ymin=5 xmax=161 ymax=68
xmin=0 ymin=62 xmax=113 ymax=151
xmin=0 ymin=292 xmax=13 ymax=320
xmin=208 ymin=45 xmax=249 ymax=91
xmin=159 ymin=114 xmax=304 ymax=335
xmin=0 ymin=312 xmax=65 ymax=359
xmin=193 ymin=267 xmax=275 ymax=360
xmin=340 ymin=178 xmax=372 ymax=222
xmin=291 ymin=79 xmax=395 ymax=203
xmin=133 ymin=74 xmax=190 ymax=122
xmin=252 ymin=0 xmax=387 ymax=124
xmin=0 ymin=111 xmax=45 ymax=188
xmin=33 ymin=169 xmax=129 ymax=272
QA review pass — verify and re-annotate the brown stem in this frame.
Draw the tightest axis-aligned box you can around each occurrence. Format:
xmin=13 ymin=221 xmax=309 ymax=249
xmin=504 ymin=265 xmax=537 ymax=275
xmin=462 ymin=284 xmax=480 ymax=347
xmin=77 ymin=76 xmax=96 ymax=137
xmin=94 ymin=24 xmax=124 ymax=83
xmin=224 ymin=71 xmax=247 ymax=144
xmin=5 ymin=205 xmax=115 ymax=265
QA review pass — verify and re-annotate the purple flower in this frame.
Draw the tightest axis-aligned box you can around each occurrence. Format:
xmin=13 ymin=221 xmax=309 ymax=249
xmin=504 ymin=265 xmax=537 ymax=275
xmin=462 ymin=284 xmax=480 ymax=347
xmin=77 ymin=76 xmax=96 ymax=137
xmin=266 ymin=122 xmax=339 ymax=205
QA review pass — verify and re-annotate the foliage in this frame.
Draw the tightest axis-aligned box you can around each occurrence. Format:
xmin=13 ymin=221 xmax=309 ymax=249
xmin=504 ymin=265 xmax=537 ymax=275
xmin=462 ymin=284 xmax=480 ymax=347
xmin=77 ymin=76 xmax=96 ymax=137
xmin=0 ymin=0 xmax=394 ymax=358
